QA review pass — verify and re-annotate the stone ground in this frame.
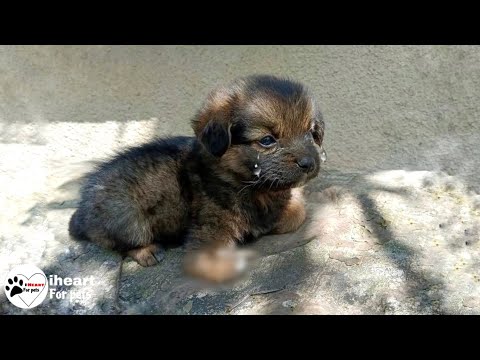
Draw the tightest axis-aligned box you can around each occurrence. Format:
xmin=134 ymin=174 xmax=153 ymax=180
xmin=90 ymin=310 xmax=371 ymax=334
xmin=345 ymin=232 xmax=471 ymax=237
xmin=1 ymin=119 xmax=479 ymax=314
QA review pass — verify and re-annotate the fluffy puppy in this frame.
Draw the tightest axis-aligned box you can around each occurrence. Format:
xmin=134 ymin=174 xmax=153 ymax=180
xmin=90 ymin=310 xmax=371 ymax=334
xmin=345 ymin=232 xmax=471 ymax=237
xmin=69 ymin=75 xmax=326 ymax=282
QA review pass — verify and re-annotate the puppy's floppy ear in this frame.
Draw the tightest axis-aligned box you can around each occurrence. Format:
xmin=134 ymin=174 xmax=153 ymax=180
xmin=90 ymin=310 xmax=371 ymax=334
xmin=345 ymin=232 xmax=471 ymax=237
xmin=312 ymin=111 xmax=325 ymax=147
xmin=199 ymin=120 xmax=231 ymax=157
xmin=192 ymin=84 xmax=237 ymax=157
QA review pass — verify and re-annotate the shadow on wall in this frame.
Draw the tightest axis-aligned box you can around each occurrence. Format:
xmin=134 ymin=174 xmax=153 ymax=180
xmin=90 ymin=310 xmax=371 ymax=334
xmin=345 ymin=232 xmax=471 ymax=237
xmin=0 ymin=46 xmax=204 ymax=127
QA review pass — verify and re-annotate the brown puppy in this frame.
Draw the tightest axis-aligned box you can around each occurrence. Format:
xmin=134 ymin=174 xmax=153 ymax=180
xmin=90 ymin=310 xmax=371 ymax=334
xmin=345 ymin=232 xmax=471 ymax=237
xmin=69 ymin=75 xmax=326 ymax=282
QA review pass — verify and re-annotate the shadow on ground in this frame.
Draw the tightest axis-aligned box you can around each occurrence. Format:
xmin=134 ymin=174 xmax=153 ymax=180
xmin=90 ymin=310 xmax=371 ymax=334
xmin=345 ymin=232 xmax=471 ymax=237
xmin=4 ymin=162 xmax=478 ymax=315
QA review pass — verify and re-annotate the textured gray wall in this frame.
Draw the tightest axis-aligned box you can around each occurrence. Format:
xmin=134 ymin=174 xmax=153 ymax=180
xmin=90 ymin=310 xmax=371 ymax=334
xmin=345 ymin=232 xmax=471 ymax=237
xmin=1 ymin=45 xmax=479 ymax=188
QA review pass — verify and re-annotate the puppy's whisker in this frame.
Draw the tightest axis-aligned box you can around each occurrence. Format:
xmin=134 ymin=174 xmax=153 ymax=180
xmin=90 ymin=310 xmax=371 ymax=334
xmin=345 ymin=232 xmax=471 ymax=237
xmin=260 ymin=175 xmax=271 ymax=189
xmin=268 ymin=177 xmax=279 ymax=191
xmin=237 ymin=182 xmax=256 ymax=195
xmin=239 ymin=177 xmax=262 ymax=194
xmin=278 ymin=179 xmax=284 ymax=188
xmin=274 ymin=178 xmax=281 ymax=189
xmin=238 ymin=173 xmax=267 ymax=195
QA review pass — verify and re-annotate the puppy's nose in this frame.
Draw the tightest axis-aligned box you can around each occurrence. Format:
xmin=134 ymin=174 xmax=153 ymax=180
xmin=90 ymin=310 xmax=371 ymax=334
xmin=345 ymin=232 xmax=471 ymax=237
xmin=296 ymin=156 xmax=315 ymax=173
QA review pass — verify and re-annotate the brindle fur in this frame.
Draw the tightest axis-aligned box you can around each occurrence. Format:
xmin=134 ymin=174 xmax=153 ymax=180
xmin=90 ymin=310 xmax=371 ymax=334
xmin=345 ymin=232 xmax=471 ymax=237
xmin=69 ymin=75 xmax=325 ymax=281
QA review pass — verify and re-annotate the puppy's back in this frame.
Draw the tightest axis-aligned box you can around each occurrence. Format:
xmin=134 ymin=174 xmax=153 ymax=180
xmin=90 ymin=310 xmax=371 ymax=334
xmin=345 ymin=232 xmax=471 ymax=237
xmin=69 ymin=136 xmax=195 ymax=249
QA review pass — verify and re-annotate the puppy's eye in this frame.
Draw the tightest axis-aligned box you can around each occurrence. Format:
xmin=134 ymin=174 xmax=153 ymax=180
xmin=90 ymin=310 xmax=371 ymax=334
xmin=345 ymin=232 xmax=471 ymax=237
xmin=259 ymin=135 xmax=276 ymax=148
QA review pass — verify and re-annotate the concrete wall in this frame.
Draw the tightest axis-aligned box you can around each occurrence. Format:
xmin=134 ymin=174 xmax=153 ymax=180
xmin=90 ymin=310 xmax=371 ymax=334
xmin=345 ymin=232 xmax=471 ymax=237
xmin=1 ymin=45 xmax=479 ymax=189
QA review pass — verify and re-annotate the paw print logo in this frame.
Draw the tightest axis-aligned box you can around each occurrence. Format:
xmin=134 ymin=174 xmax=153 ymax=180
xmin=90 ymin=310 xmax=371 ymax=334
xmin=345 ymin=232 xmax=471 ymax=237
xmin=4 ymin=264 xmax=48 ymax=309
xmin=5 ymin=276 xmax=24 ymax=297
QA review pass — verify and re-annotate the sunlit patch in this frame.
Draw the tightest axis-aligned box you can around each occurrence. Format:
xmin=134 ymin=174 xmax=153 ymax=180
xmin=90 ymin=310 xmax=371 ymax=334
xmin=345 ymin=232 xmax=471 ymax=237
xmin=366 ymin=170 xmax=433 ymax=189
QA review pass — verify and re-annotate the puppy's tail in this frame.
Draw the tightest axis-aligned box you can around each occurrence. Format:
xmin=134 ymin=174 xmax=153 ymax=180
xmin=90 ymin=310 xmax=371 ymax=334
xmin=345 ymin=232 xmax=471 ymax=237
xmin=68 ymin=210 xmax=89 ymax=241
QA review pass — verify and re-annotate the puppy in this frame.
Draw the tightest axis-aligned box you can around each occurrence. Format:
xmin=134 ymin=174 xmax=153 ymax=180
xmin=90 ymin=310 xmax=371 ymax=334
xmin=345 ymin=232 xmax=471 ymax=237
xmin=69 ymin=75 xmax=326 ymax=282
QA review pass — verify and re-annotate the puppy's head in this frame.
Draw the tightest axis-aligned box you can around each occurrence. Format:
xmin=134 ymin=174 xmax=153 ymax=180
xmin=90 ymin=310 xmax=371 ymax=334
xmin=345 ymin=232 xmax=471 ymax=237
xmin=192 ymin=75 xmax=326 ymax=191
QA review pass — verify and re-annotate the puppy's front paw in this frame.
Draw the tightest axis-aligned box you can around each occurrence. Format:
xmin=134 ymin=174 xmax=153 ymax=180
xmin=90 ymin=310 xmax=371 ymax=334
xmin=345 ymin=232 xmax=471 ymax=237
xmin=184 ymin=248 xmax=254 ymax=283
xmin=127 ymin=244 xmax=165 ymax=267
